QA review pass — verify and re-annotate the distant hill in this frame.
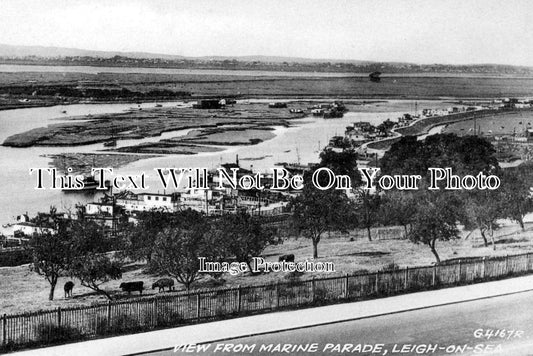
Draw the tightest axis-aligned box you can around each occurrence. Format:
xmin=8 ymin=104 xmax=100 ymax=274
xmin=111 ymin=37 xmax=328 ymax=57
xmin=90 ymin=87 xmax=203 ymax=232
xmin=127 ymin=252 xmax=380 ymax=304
xmin=0 ymin=44 xmax=186 ymax=60
xmin=0 ymin=44 xmax=375 ymax=64
xmin=0 ymin=44 xmax=532 ymax=75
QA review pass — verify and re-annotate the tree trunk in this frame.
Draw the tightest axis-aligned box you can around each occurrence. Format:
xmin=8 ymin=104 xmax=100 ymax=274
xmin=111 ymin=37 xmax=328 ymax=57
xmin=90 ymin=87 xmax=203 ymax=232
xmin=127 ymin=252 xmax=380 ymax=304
xmin=48 ymin=279 xmax=57 ymax=301
xmin=82 ymin=282 xmax=114 ymax=300
xmin=430 ymin=247 xmax=440 ymax=264
xmin=430 ymin=239 xmax=440 ymax=264
xmin=489 ymin=224 xmax=496 ymax=251
xmin=403 ymin=225 xmax=408 ymax=238
xmin=366 ymin=226 xmax=372 ymax=241
xmin=98 ymin=288 xmax=113 ymax=300
xmin=518 ymin=216 xmax=525 ymax=231
xmin=312 ymin=238 xmax=319 ymax=259
xmin=479 ymin=227 xmax=488 ymax=247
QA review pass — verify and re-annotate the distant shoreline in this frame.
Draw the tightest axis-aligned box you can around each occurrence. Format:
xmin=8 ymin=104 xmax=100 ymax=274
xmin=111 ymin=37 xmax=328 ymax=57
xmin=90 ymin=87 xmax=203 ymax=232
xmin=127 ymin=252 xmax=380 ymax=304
xmin=1 ymin=63 xmax=533 ymax=79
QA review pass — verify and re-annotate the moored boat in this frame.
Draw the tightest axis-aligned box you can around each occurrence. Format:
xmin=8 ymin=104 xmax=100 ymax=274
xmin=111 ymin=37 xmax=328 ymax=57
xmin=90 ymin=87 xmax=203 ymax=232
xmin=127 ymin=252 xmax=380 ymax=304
xmin=62 ymin=176 xmax=111 ymax=192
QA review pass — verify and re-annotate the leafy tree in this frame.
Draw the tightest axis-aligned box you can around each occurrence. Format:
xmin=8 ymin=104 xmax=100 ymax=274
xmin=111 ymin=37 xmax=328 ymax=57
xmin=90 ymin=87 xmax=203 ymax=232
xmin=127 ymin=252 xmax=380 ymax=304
xmin=30 ymin=228 xmax=72 ymax=301
xmin=461 ymin=189 xmax=503 ymax=249
xmin=151 ymin=226 xmax=207 ymax=290
xmin=499 ymin=169 xmax=533 ymax=231
xmin=29 ymin=206 xmax=74 ymax=300
xmin=408 ymin=191 xmax=462 ymax=264
xmin=292 ymin=185 xmax=354 ymax=259
xmin=31 ymin=206 xmax=62 ymax=230
xmin=380 ymin=136 xmax=426 ymax=176
xmin=124 ymin=210 xmax=173 ymax=262
xmin=380 ymin=134 xmax=500 ymax=177
xmin=150 ymin=210 xmax=209 ymax=290
xmin=292 ymin=148 xmax=359 ymax=258
xmin=210 ymin=212 xmax=279 ymax=271
xmin=379 ymin=190 xmax=417 ymax=238
xmin=69 ymin=254 xmax=122 ymax=300
xmin=68 ymin=217 xmax=123 ymax=299
xmin=354 ymin=189 xmax=381 ymax=241
xmin=317 ymin=146 xmax=362 ymax=187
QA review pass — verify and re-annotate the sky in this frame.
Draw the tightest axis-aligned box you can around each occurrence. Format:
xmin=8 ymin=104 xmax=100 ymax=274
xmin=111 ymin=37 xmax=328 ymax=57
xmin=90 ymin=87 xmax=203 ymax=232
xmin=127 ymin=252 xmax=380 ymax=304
xmin=0 ymin=0 xmax=532 ymax=66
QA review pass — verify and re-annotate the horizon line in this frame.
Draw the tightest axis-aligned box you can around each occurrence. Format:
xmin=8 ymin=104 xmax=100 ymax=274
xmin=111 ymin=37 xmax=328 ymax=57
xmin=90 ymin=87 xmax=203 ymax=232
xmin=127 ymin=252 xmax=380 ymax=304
xmin=1 ymin=43 xmax=532 ymax=69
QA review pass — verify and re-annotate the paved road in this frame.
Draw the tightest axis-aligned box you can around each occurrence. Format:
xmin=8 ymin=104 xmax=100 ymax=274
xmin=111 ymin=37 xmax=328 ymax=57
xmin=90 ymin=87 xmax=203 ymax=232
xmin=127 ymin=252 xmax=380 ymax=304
xmin=152 ymin=291 xmax=533 ymax=356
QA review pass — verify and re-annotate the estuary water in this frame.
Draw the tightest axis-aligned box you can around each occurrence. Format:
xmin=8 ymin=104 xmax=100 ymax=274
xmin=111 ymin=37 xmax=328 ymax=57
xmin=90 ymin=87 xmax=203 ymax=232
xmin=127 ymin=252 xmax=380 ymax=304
xmin=0 ymin=99 xmax=450 ymax=224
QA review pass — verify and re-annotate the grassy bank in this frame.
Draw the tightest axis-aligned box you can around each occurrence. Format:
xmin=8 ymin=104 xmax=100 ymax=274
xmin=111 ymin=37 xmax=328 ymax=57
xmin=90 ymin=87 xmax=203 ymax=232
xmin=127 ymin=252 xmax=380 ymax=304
xmin=1 ymin=222 xmax=531 ymax=315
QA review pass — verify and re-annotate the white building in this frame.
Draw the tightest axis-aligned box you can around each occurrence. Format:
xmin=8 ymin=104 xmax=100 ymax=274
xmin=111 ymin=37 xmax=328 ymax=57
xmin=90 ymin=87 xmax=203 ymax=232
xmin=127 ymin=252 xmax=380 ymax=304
xmin=115 ymin=191 xmax=179 ymax=213
xmin=13 ymin=222 xmax=56 ymax=236
xmin=85 ymin=202 xmax=115 ymax=216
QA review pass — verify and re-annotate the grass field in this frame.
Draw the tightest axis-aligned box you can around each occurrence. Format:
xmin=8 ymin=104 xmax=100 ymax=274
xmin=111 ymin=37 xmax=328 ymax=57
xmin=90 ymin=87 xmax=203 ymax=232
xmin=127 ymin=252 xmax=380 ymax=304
xmin=1 ymin=221 xmax=531 ymax=315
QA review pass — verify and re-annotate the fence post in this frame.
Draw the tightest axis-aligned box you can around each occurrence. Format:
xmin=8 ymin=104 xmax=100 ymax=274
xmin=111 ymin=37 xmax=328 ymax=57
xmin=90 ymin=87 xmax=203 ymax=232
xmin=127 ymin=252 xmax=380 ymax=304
xmin=2 ymin=314 xmax=6 ymax=346
xmin=432 ymin=265 xmax=437 ymax=287
xmin=506 ymin=255 xmax=510 ymax=275
xmin=275 ymin=282 xmax=280 ymax=309
xmin=311 ymin=278 xmax=316 ymax=303
xmin=196 ymin=293 xmax=201 ymax=322
xmin=481 ymin=257 xmax=485 ymax=279
xmin=458 ymin=260 xmax=462 ymax=283
xmin=344 ymin=273 xmax=349 ymax=299
xmin=106 ymin=301 xmax=112 ymax=331
xmin=236 ymin=286 xmax=241 ymax=314
xmin=153 ymin=297 xmax=158 ymax=327
xmin=57 ymin=307 xmax=61 ymax=328
xmin=404 ymin=267 xmax=409 ymax=290
xmin=375 ymin=271 xmax=380 ymax=295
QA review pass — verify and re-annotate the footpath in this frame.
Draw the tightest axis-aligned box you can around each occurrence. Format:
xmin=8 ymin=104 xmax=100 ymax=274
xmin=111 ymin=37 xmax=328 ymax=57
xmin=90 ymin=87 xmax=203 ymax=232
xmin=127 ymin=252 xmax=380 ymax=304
xmin=10 ymin=274 xmax=533 ymax=356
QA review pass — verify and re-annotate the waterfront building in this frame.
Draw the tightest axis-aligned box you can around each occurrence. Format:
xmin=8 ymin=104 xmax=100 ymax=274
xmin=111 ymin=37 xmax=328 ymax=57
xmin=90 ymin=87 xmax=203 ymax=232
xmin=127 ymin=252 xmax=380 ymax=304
xmin=85 ymin=202 xmax=115 ymax=216
xmin=115 ymin=191 xmax=179 ymax=213
xmin=12 ymin=222 xmax=56 ymax=236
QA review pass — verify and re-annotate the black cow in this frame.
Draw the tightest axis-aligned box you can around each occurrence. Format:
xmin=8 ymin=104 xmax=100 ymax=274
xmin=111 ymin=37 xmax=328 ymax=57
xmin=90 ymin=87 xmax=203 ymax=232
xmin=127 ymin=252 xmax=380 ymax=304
xmin=152 ymin=278 xmax=175 ymax=292
xmin=120 ymin=281 xmax=144 ymax=295
xmin=64 ymin=281 xmax=74 ymax=298
xmin=279 ymin=254 xmax=295 ymax=263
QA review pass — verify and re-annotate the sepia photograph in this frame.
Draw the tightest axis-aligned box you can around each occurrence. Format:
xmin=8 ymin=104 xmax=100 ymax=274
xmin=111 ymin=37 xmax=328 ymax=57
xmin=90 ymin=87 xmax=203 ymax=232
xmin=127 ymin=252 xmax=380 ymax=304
xmin=0 ymin=1 xmax=532 ymax=355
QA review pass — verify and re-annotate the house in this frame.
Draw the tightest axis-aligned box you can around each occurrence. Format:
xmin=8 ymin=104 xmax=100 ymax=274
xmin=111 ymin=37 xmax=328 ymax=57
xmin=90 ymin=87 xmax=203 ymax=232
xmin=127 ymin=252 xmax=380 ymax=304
xmin=85 ymin=202 xmax=115 ymax=216
xmin=351 ymin=121 xmax=375 ymax=132
xmin=502 ymin=98 xmax=519 ymax=109
xmin=180 ymin=188 xmax=214 ymax=212
xmin=12 ymin=222 xmax=56 ymax=237
xmin=115 ymin=191 xmax=180 ymax=213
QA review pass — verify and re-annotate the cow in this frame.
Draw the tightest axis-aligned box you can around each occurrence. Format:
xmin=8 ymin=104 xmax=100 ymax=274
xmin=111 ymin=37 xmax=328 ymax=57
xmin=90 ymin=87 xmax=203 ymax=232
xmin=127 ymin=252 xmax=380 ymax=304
xmin=64 ymin=281 xmax=74 ymax=298
xmin=152 ymin=278 xmax=175 ymax=292
xmin=119 ymin=281 xmax=144 ymax=295
xmin=279 ymin=254 xmax=295 ymax=263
